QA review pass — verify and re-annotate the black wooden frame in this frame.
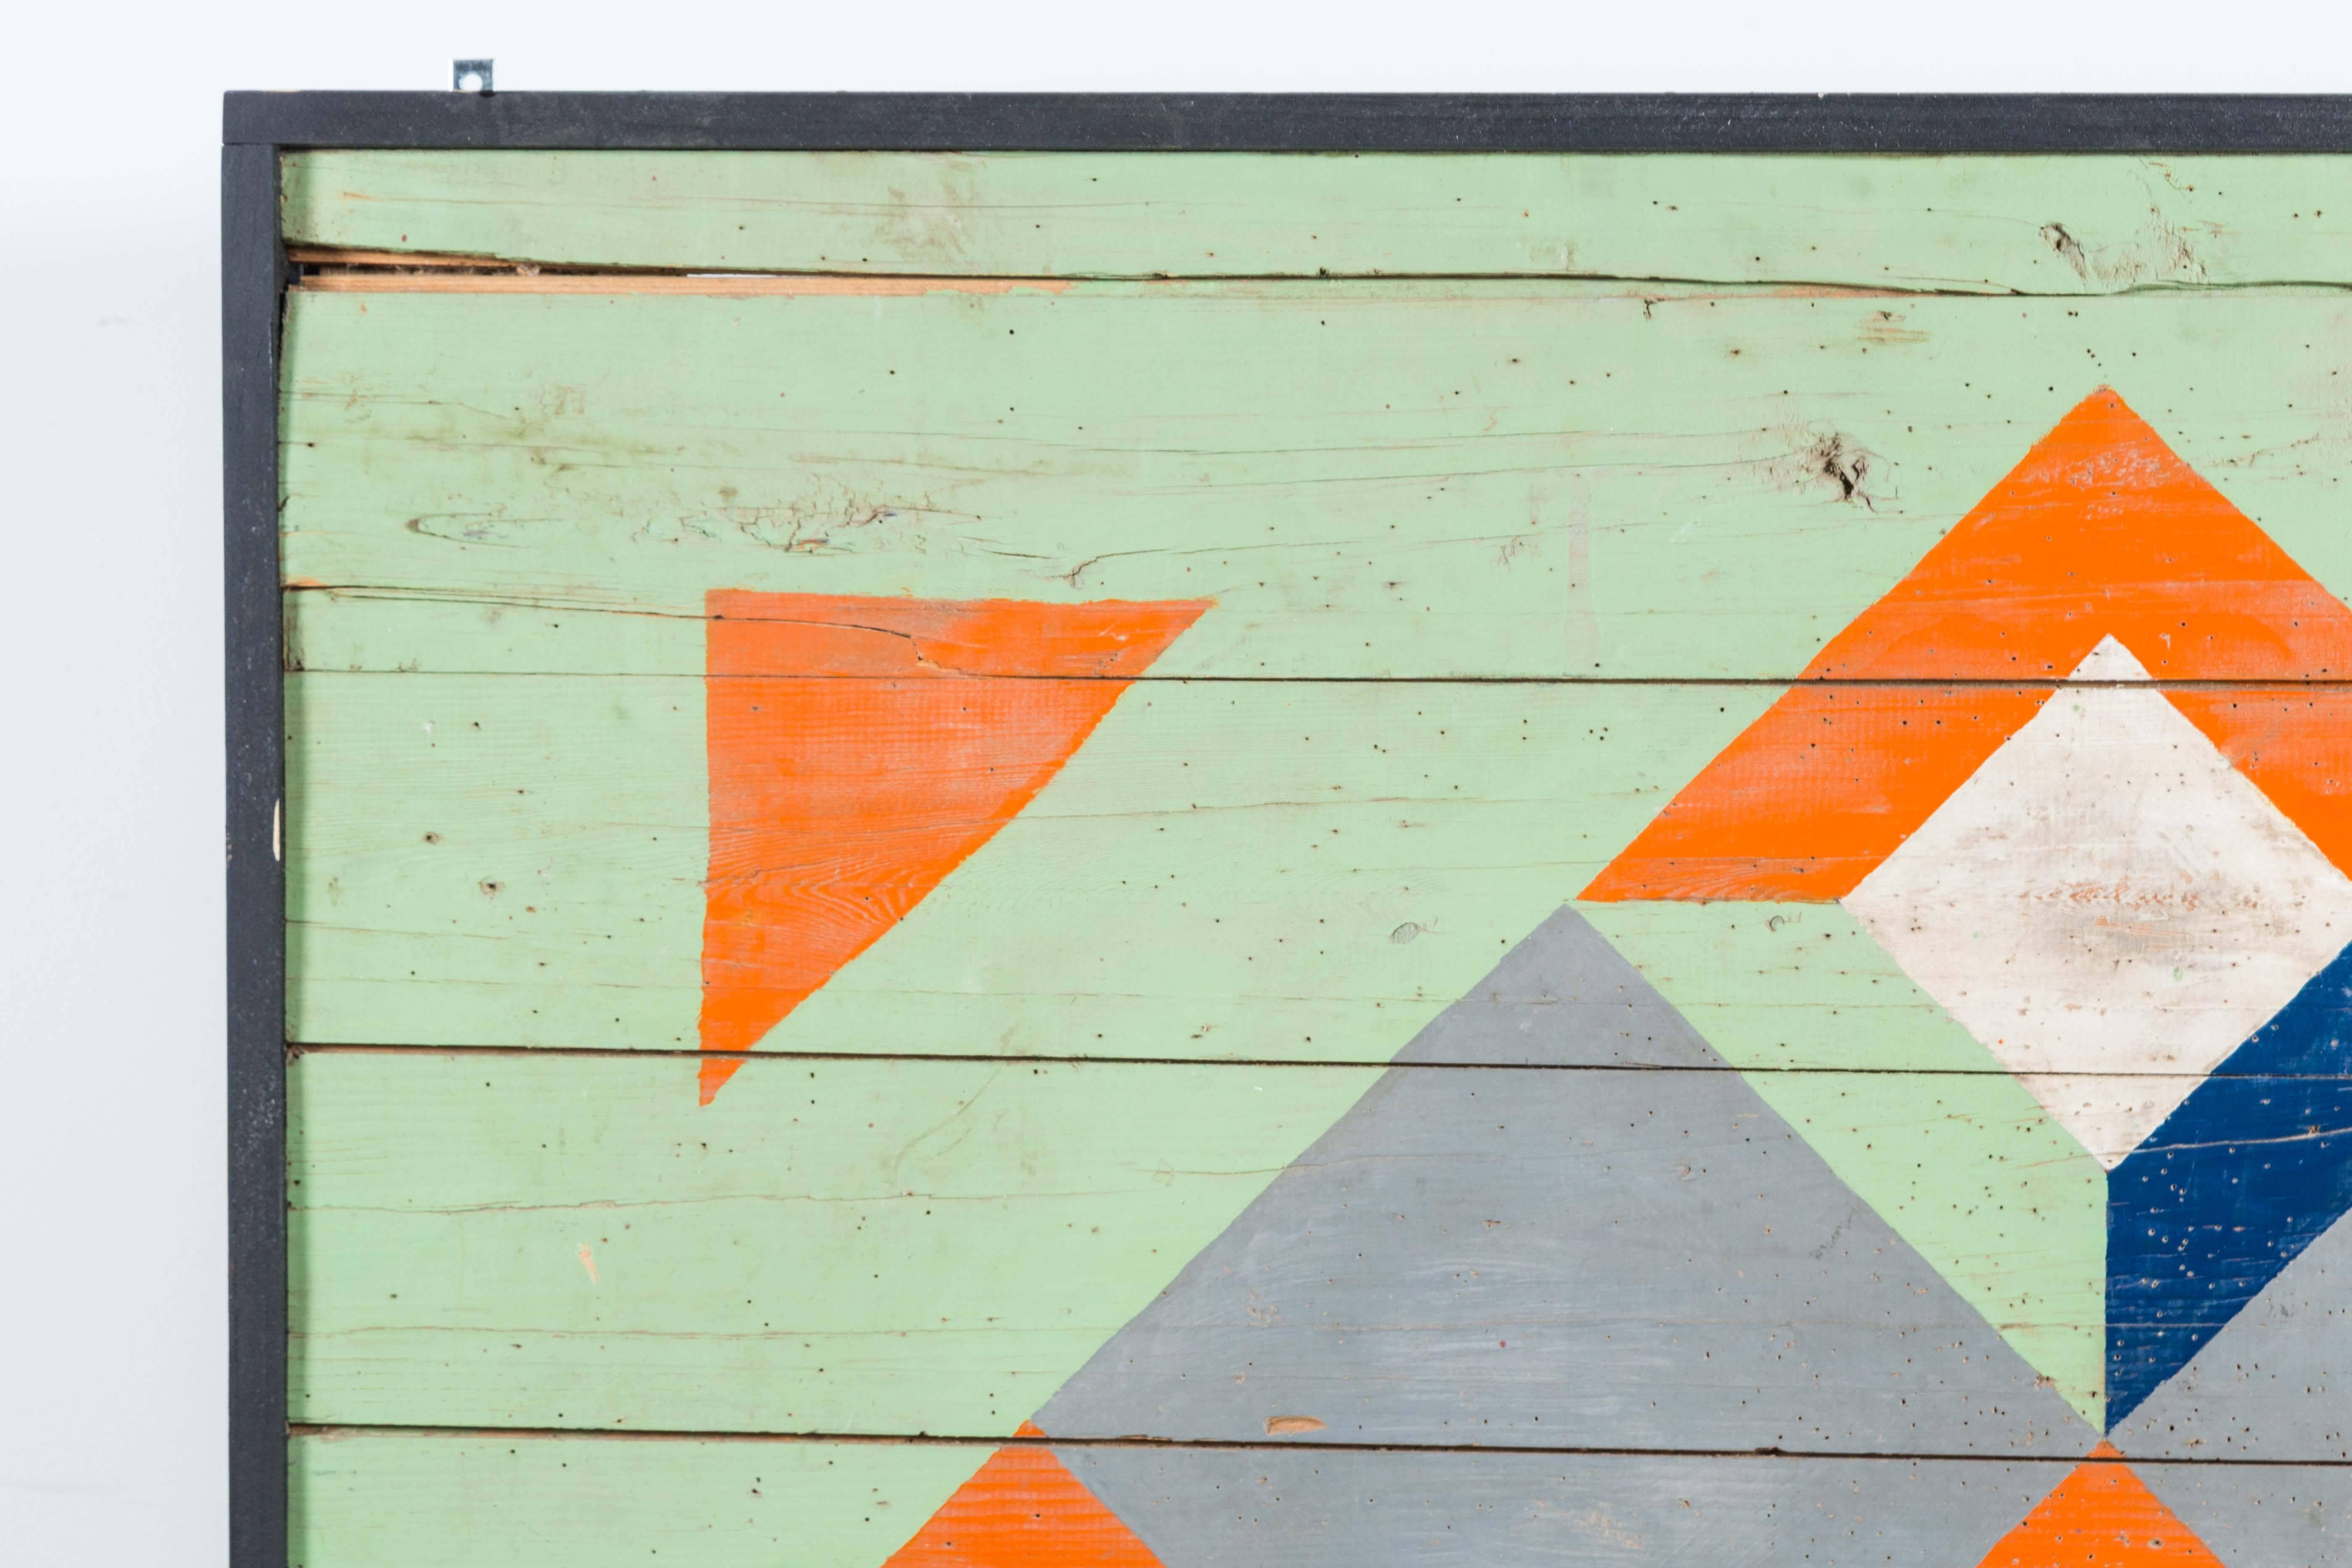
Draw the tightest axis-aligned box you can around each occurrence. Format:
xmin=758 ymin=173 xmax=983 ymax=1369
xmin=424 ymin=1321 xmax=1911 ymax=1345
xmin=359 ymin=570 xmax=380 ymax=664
xmin=223 ymin=90 xmax=2352 ymax=1567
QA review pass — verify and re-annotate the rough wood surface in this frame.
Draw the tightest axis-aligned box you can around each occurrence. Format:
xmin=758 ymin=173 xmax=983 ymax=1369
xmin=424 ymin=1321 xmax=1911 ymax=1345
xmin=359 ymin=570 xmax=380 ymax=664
xmin=293 ymin=1433 xmax=2352 ymax=1568
xmin=286 ymin=673 xmax=1762 ymax=1054
xmin=291 ymin=1049 xmax=2115 ymax=1446
xmin=280 ymin=285 xmax=2352 ymax=680
xmin=280 ymin=151 xmax=2352 ymax=290
xmin=287 ymin=669 xmax=2352 ymax=1075
xmin=290 ymin=1434 xmax=984 ymax=1568
xmin=289 ymin=1050 xmax=1378 ymax=1435
xmin=297 ymin=267 xmax=1076 ymax=295
xmin=277 ymin=153 xmax=2352 ymax=1566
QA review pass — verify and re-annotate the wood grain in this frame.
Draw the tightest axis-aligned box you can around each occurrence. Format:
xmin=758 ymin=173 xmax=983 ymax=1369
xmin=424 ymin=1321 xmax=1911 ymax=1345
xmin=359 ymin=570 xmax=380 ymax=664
xmin=298 ymin=267 xmax=1074 ymax=296
xmin=287 ymin=1047 xmax=2128 ymax=1447
xmin=290 ymin=1433 xmax=986 ymax=1568
xmin=694 ymin=593 xmax=1203 ymax=1100
xmin=307 ymin=1431 xmax=2348 ymax=1568
xmin=273 ymin=152 xmax=2352 ymax=1564
xmin=287 ymin=670 xmax=2352 ymax=1078
xmin=289 ymin=1050 xmax=1380 ymax=1436
xmin=285 ymin=672 xmax=1760 ymax=1055
xmin=297 ymin=1431 xmax=2352 ymax=1568
xmin=279 ymin=284 xmax=2352 ymax=680
xmin=280 ymin=151 xmax=2352 ymax=290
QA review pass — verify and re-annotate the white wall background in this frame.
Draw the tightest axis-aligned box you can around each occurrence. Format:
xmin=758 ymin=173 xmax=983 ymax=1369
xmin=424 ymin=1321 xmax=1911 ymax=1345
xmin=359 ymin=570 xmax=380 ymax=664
xmin=0 ymin=4 xmax=2346 ymax=1561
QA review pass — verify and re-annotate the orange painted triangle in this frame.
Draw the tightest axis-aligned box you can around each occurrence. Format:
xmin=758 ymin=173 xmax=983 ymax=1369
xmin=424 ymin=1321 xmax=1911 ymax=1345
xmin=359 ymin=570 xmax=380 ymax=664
xmin=699 ymin=592 xmax=1206 ymax=1101
xmin=1804 ymin=387 xmax=2352 ymax=683
xmin=1975 ymin=1444 xmax=2226 ymax=1566
xmin=879 ymin=1429 xmax=1163 ymax=1568
xmin=1584 ymin=389 xmax=2352 ymax=901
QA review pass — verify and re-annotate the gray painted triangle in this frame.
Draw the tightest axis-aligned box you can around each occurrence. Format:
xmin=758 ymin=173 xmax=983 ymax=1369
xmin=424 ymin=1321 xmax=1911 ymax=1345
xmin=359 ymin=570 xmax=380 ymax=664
xmin=1396 ymin=905 xmax=1724 ymax=1067
xmin=2114 ymin=1208 xmax=2352 ymax=1462
xmin=2138 ymin=1463 xmax=2352 ymax=1566
xmin=1059 ymin=1449 xmax=2067 ymax=1568
xmin=1035 ymin=916 xmax=2084 ymax=1455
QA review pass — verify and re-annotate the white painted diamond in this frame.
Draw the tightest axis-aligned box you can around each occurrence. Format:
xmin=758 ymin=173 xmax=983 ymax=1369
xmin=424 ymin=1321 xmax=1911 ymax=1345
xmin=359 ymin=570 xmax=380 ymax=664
xmin=1842 ymin=636 xmax=2352 ymax=1167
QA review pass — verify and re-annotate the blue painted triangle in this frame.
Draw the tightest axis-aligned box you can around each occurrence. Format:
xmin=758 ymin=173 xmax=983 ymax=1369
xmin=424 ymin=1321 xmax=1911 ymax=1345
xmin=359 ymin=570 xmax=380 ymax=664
xmin=2107 ymin=941 xmax=2352 ymax=1426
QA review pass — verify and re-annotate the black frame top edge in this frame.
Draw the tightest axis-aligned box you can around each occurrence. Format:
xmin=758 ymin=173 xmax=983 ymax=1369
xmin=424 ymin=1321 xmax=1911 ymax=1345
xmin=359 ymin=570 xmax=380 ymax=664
xmin=226 ymin=91 xmax=2352 ymax=153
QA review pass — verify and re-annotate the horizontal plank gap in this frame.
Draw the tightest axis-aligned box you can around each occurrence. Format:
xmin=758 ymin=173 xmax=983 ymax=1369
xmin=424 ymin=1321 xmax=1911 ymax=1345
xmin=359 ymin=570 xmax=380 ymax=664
xmin=282 ymin=246 xmax=1940 ymax=295
xmin=284 ymin=270 xmax=2352 ymax=299
xmin=298 ymin=271 xmax=1075 ymax=298
xmin=271 ymin=592 xmax=2352 ymax=685
xmin=281 ymin=663 xmax=2352 ymax=690
xmin=284 ymin=1422 xmax=2341 ymax=1468
xmin=285 ymin=247 xmax=2352 ymax=298
xmin=284 ymin=1042 xmax=2292 ymax=1079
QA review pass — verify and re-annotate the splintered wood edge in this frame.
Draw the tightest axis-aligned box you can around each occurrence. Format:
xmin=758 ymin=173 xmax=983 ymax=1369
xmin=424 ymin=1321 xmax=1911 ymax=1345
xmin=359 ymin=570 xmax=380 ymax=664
xmin=292 ymin=254 xmax=1073 ymax=297
xmin=284 ymin=247 xmax=1923 ymax=298
xmin=287 ymin=247 xmax=517 ymax=268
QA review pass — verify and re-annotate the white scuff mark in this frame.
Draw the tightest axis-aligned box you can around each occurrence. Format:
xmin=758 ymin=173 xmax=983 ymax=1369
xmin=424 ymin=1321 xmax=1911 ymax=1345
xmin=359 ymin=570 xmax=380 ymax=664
xmin=577 ymin=1244 xmax=599 ymax=1284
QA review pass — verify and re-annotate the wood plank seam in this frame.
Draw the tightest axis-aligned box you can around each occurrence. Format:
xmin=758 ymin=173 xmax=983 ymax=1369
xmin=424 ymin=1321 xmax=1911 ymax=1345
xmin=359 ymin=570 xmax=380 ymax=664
xmin=272 ymin=151 xmax=2352 ymax=1567
xmin=283 ymin=1423 xmax=2352 ymax=1465
xmin=287 ymin=1043 xmax=2316 ymax=1077
xmin=285 ymin=260 xmax=2352 ymax=299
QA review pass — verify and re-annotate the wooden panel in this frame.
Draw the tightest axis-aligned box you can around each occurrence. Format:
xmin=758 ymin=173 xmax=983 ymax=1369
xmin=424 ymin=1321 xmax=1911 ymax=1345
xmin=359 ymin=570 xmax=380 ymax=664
xmin=277 ymin=151 xmax=2352 ymax=1568
xmin=288 ymin=1050 xmax=1382 ymax=1435
xmin=287 ymin=667 xmax=2352 ymax=1081
xmin=291 ymin=1049 xmax=2115 ymax=1445
xmin=289 ymin=1434 xmax=984 ymax=1568
xmin=279 ymin=283 xmax=2352 ymax=680
xmin=284 ymin=674 xmax=1760 ymax=1054
xmin=281 ymin=151 xmax=2352 ymax=290
xmin=291 ymin=1433 xmax=2352 ymax=1568
xmin=307 ymin=1433 xmax=2352 ymax=1568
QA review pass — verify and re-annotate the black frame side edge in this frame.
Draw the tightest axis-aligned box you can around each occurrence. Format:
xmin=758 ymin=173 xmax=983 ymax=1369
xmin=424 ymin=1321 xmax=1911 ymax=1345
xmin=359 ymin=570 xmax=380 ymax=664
xmin=226 ymin=92 xmax=2352 ymax=153
xmin=223 ymin=142 xmax=287 ymax=1568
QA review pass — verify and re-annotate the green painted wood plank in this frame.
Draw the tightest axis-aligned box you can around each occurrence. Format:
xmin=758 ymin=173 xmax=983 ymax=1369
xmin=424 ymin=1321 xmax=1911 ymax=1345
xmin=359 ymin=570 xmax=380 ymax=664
xmin=277 ymin=158 xmax=2352 ymax=1559
xmin=284 ymin=673 xmax=1766 ymax=1053
xmin=282 ymin=151 xmax=2352 ymax=291
xmin=290 ymin=1049 xmax=2104 ymax=1447
xmin=285 ymin=667 xmax=2352 ymax=1084
xmin=290 ymin=1433 xmax=980 ymax=1568
xmin=288 ymin=1050 xmax=1379 ymax=1435
xmin=280 ymin=285 xmax=2352 ymax=680
xmin=290 ymin=1433 xmax=2149 ymax=1568
xmin=286 ymin=670 xmax=707 ymax=1046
